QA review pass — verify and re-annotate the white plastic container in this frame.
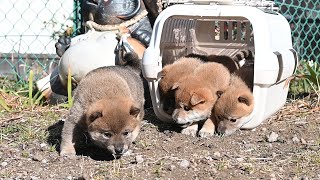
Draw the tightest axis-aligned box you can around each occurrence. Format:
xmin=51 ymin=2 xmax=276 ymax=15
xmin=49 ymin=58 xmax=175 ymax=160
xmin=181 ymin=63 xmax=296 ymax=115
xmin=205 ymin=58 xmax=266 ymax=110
xmin=142 ymin=3 xmax=298 ymax=129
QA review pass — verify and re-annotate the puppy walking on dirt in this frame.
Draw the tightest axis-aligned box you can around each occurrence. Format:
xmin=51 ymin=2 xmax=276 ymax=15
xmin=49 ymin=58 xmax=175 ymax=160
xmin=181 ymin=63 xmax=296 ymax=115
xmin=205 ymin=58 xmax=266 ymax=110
xmin=60 ymin=53 xmax=145 ymax=158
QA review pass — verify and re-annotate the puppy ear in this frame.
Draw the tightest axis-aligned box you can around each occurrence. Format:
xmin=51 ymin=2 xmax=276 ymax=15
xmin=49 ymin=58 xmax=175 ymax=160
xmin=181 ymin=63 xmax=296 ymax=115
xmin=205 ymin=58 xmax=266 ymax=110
xmin=216 ymin=91 xmax=223 ymax=98
xmin=159 ymin=68 xmax=167 ymax=78
xmin=238 ymin=95 xmax=252 ymax=106
xmin=129 ymin=105 xmax=140 ymax=117
xmin=171 ymin=82 xmax=179 ymax=90
xmin=86 ymin=101 xmax=104 ymax=124
xmin=190 ymin=93 xmax=205 ymax=106
xmin=88 ymin=111 xmax=102 ymax=122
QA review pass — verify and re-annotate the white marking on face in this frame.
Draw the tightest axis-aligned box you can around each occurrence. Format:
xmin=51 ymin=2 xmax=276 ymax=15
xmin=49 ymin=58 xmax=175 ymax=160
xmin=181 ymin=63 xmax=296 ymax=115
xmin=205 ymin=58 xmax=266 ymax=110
xmin=172 ymin=109 xmax=209 ymax=124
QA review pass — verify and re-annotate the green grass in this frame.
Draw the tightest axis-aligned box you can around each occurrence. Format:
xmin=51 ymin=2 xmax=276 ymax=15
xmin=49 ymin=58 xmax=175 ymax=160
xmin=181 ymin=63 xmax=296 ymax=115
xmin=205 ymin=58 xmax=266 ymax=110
xmin=289 ymin=60 xmax=319 ymax=95
xmin=289 ymin=60 xmax=320 ymax=106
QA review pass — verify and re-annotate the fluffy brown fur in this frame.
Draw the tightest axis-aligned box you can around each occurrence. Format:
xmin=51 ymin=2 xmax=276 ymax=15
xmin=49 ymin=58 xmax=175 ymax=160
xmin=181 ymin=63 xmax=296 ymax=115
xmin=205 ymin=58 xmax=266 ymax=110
xmin=60 ymin=54 xmax=144 ymax=158
xmin=171 ymin=62 xmax=231 ymax=137
xmin=214 ymin=65 xmax=254 ymax=136
xmin=158 ymin=57 xmax=203 ymax=114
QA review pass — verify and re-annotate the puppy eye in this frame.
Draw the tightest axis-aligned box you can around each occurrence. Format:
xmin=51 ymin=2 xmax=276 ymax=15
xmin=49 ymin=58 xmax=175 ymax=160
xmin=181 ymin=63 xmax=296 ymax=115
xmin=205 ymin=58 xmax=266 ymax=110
xmin=103 ymin=132 xmax=112 ymax=138
xmin=183 ymin=106 xmax=191 ymax=111
xmin=216 ymin=115 xmax=222 ymax=121
xmin=230 ymin=119 xmax=237 ymax=122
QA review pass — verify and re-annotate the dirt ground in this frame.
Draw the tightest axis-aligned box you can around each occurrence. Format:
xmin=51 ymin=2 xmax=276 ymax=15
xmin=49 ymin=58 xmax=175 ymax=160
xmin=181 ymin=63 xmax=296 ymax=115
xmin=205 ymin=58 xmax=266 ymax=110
xmin=0 ymin=98 xmax=319 ymax=180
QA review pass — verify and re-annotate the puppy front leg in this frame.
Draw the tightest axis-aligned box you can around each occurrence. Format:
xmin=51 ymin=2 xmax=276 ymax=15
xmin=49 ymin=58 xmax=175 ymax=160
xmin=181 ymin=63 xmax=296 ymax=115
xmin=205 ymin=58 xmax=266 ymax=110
xmin=198 ymin=117 xmax=216 ymax=138
xmin=60 ymin=118 xmax=77 ymax=157
xmin=181 ymin=122 xmax=198 ymax=137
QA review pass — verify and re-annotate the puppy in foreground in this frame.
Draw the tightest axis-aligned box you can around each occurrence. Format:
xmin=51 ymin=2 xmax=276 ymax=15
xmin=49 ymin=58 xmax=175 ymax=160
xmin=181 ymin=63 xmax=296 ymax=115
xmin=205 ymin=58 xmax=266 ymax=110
xmin=171 ymin=62 xmax=231 ymax=137
xmin=214 ymin=65 xmax=254 ymax=136
xmin=158 ymin=57 xmax=203 ymax=114
xmin=60 ymin=53 xmax=144 ymax=158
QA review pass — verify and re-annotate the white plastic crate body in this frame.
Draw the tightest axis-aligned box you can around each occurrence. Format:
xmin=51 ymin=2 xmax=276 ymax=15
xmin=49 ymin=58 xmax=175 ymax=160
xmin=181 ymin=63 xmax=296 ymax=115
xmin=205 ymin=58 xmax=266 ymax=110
xmin=142 ymin=4 xmax=298 ymax=129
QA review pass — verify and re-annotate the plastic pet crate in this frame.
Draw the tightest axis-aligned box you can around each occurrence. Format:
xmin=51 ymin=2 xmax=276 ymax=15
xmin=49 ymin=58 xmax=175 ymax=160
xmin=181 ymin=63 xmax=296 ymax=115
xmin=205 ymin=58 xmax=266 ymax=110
xmin=142 ymin=0 xmax=298 ymax=129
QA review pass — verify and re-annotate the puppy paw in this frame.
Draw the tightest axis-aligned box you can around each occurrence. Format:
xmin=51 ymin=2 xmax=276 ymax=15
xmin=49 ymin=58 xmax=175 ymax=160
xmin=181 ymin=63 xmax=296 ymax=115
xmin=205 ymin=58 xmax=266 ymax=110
xmin=181 ymin=128 xmax=197 ymax=137
xmin=181 ymin=126 xmax=198 ymax=137
xmin=198 ymin=128 xmax=214 ymax=138
xmin=60 ymin=146 xmax=76 ymax=158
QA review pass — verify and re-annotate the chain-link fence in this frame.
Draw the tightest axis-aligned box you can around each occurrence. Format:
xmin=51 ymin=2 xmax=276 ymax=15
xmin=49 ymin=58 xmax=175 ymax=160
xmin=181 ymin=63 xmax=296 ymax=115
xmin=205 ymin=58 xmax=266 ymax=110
xmin=0 ymin=0 xmax=82 ymax=82
xmin=275 ymin=0 xmax=319 ymax=62
xmin=0 ymin=0 xmax=319 ymax=83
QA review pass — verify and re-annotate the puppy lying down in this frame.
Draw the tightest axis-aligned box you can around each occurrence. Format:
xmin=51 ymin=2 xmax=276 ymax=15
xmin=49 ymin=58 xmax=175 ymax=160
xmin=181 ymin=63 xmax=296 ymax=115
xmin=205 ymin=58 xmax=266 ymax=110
xmin=159 ymin=50 xmax=254 ymax=137
xmin=171 ymin=61 xmax=231 ymax=137
xmin=158 ymin=57 xmax=203 ymax=114
xmin=60 ymin=53 xmax=145 ymax=158
xmin=214 ymin=66 xmax=254 ymax=136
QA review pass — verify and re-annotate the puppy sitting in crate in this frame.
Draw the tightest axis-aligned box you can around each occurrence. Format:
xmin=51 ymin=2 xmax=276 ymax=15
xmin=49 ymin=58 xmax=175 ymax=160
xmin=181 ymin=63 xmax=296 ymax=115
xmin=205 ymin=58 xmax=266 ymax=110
xmin=60 ymin=52 xmax=145 ymax=158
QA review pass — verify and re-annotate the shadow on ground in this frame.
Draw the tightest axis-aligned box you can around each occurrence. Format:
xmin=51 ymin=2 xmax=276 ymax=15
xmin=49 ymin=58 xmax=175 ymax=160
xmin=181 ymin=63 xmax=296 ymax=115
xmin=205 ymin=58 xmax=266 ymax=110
xmin=46 ymin=120 xmax=115 ymax=161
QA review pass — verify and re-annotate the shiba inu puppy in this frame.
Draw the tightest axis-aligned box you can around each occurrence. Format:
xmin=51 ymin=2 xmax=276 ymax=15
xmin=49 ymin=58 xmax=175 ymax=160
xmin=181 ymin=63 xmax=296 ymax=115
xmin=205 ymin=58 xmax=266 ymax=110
xmin=171 ymin=62 xmax=231 ymax=137
xmin=60 ymin=53 xmax=144 ymax=158
xmin=158 ymin=57 xmax=203 ymax=114
xmin=214 ymin=66 xmax=254 ymax=136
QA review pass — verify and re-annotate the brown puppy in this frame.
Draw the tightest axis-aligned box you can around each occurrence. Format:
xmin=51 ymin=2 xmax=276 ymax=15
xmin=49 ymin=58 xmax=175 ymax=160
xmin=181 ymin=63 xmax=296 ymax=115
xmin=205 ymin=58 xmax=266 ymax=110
xmin=171 ymin=62 xmax=231 ymax=137
xmin=214 ymin=66 xmax=254 ymax=136
xmin=158 ymin=57 xmax=203 ymax=114
xmin=60 ymin=53 xmax=144 ymax=158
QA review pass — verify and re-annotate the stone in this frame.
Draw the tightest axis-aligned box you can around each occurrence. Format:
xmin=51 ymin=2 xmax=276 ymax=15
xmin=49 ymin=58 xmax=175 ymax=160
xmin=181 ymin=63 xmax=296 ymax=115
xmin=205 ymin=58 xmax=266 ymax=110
xmin=267 ymin=132 xmax=278 ymax=143
xmin=135 ymin=155 xmax=144 ymax=164
xmin=179 ymin=159 xmax=190 ymax=168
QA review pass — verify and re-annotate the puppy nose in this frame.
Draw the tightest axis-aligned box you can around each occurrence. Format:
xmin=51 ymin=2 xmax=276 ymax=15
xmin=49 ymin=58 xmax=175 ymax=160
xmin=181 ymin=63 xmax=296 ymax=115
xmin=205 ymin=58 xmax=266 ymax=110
xmin=114 ymin=144 xmax=124 ymax=154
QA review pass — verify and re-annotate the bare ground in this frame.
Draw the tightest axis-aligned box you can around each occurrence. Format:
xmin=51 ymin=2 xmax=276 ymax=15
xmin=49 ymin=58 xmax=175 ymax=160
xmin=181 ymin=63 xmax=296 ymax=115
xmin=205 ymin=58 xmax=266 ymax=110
xmin=0 ymin=99 xmax=320 ymax=180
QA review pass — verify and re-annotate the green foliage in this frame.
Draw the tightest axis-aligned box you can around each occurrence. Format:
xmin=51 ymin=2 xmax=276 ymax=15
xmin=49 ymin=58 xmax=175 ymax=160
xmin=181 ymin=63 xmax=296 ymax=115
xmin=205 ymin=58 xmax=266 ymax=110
xmin=289 ymin=60 xmax=320 ymax=95
xmin=58 ymin=67 xmax=73 ymax=109
xmin=0 ymin=94 xmax=10 ymax=112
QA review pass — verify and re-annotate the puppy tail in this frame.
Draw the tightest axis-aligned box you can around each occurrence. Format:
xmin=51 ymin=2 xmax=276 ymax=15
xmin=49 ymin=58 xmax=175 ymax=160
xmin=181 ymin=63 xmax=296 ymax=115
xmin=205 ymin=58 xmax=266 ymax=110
xmin=232 ymin=49 xmax=255 ymax=62
xmin=123 ymin=52 xmax=142 ymax=71
xmin=232 ymin=49 xmax=255 ymax=68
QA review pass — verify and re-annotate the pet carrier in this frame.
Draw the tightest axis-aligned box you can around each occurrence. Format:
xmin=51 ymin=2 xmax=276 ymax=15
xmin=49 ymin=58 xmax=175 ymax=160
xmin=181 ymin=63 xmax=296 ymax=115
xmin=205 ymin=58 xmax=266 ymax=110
xmin=142 ymin=0 xmax=298 ymax=129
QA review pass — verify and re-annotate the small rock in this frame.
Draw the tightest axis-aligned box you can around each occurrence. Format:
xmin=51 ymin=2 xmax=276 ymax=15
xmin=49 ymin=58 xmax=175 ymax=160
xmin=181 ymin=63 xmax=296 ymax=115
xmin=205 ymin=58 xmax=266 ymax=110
xmin=40 ymin=143 xmax=47 ymax=148
xmin=301 ymin=176 xmax=309 ymax=180
xmin=168 ymin=165 xmax=176 ymax=171
xmin=1 ymin=161 xmax=8 ymax=167
xmin=262 ymin=128 xmax=267 ymax=131
xmin=301 ymin=138 xmax=307 ymax=144
xmin=236 ymin=158 xmax=244 ymax=162
xmin=179 ymin=159 xmax=190 ymax=168
xmin=122 ymin=150 xmax=132 ymax=156
xmin=41 ymin=159 xmax=48 ymax=163
xmin=213 ymin=151 xmax=221 ymax=158
xmin=30 ymin=176 xmax=39 ymax=180
xmin=267 ymin=132 xmax=278 ymax=143
xmin=32 ymin=154 xmax=44 ymax=162
xmin=163 ymin=130 xmax=171 ymax=136
xmin=205 ymin=156 xmax=213 ymax=161
xmin=67 ymin=176 xmax=72 ymax=180
xmin=292 ymin=136 xmax=300 ymax=143
xmin=135 ymin=155 xmax=144 ymax=164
